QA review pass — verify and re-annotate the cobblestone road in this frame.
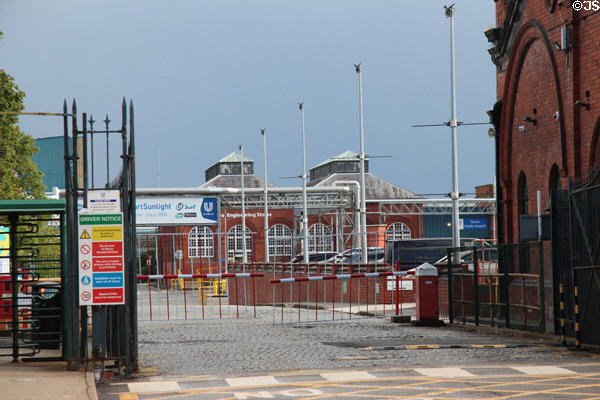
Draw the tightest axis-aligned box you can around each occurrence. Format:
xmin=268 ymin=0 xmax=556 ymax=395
xmin=137 ymin=305 xmax=594 ymax=377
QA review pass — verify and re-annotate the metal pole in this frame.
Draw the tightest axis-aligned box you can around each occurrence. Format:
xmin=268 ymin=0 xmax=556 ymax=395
xmin=261 ymin=129 xmax=270 ymax=262
xmin=104 ymin=114 xmax=110 ymax=187
xmin=240 ymin=145 xmax=247 ymax=265
xmin=355 ymin=64 xmax=368 ymax=264
xmin=299 ymin=103 xmax=310 ymax=264
xmin=89 ymin=115 xmax=95 ymax=189
xmin=446 ymin=4 xmax=461 ymax=249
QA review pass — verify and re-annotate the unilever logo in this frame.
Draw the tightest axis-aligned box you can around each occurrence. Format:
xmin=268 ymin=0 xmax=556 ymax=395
xmin=201 ymin=198 xmax=217 ymax=221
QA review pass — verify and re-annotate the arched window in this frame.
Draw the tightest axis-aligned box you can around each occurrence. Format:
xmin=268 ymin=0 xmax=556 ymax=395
xmin=386 ymin=222 xmax=412 ymax=241
xmin=308 ymin=223 xmax=333 ymax=252
xmin=188 ymin=226 xmax=213 ymax=258
xmin=268 ymin=224 xmax=293 ymax=257
xmin=518 ymin=171 xmax=528 ymax=215
xmin=227 ymin=225 xmax=252 ymax=260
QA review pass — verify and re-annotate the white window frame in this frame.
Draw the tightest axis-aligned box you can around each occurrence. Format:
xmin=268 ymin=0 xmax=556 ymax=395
xmin=386 ymin=222 xmax=412 ymax=241
xmin=188 ymin=226 xmax=214 ymax=258
xmin=268 ymin=224 xmax=293 ymax=257
xmin=227 ymin=225 xmax=252 ymax=260
xmin=308 ymin=223 xmax=333 ymax=252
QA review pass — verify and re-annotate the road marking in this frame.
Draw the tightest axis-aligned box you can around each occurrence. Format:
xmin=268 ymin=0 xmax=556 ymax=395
xmin=511 ymin=365 xmax=576 ymax=375
xmin=415 ymin=367 xmax=474 ymax=377
xmin=405 ymin=344 xmax=440 ymax=349
xmin=226 ymin=375 xmax=279 ymax=387
xmin=127 ymin=381 xmax=180 ymax=393
xmin=320 ymin=371 xmax=375 ymax=381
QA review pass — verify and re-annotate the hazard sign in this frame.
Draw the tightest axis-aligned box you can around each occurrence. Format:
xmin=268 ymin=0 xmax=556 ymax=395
xmin=79 ymin=213 xmax=125 ymax=306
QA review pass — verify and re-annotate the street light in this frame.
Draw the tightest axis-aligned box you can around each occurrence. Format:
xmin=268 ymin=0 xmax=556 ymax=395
xmin=260 ymin=129 xmax=270 ymax=263
xmin=446 ymin=4 xmax=461 ymax=249
xmin=299 ymin=103 xmax=310 ymax=265
xmin=355 ymin=63 xmax=368 ymax=264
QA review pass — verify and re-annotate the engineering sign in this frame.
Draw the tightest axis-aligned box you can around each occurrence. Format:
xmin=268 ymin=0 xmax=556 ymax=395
xmin=78 ymin=213 xmax=125 ymax=305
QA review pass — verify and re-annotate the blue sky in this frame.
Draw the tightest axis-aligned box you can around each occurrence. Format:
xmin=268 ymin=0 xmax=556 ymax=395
xmin=1 ymin=1 xmax=496 ymax=196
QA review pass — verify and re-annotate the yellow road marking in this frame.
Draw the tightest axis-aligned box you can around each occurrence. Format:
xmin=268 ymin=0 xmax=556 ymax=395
xmin=405 ymin=344 xmax=440 ymax=349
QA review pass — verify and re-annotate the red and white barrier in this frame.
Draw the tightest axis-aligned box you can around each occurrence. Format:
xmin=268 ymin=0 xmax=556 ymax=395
xmin=270 ymin=270 xmax=412 ymax=284
xmin=136 ymin=272 xmax=265 ymax=321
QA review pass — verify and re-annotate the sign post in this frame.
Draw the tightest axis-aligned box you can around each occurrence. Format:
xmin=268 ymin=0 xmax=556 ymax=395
xmin=79 ymin=213 xmax=125 ymax=305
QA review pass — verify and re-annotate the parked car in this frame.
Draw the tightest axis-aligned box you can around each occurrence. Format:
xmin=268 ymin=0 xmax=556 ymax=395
xmin=334 ymin=247 xmax=385 ymax=264
xmin=290 ymin=252 xmax=338 ymax=264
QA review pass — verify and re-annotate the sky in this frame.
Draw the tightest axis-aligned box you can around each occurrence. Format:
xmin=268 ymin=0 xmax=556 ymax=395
xmin=1 ymin=1 xmax=496 ymax=197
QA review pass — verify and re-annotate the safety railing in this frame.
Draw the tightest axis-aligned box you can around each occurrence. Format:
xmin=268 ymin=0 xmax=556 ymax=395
xmin=269 ymin=270 xmax=415 ymax=325
xmin=136 ymin=272 xmax=264 ymax=321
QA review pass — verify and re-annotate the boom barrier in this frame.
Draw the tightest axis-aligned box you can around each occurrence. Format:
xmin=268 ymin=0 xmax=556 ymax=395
xmin=269 ymin=270 xmax=415 ymax=325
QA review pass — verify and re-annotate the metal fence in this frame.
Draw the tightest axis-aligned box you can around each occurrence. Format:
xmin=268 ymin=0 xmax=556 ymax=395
xmin=440 ymin=241 xmax=551 ymax=333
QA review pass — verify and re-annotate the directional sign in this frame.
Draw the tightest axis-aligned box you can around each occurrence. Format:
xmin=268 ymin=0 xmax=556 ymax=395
xmin=79 ymin=213 xmax=125 ymax=305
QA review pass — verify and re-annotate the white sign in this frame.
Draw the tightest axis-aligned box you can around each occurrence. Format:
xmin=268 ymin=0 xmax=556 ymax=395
xmin=136 ymin=197 xmax=218 ymax=225
xmin=88 ymin=190 xmax=121 ymax=213
xmin=386 ymin=277 xmax=414 ymax=291
xmin=175 ymin=250 xmax=183 ymax=260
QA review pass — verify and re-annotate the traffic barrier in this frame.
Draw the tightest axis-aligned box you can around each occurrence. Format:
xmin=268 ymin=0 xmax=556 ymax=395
xmin=136 ymin=272 xmax=264 ymax=321
xmin=269 ymin=270 xmax=415 ymax=324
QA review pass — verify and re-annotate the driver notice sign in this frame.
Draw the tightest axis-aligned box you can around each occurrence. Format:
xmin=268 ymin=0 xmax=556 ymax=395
xmin=79 ymin=213 xmax=125 ymax=305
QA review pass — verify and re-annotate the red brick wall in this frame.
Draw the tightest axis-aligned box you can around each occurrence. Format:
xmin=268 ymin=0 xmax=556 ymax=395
xmin=496 ymin=0 xmax=600 ymax=244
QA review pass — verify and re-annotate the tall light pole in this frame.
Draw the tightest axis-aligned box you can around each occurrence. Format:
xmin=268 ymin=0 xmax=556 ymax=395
xmin=446 ymin=4 xmax=461 ymax=249
xmin=239 ymin=145 xmax=247 ymax=265
xmin=299 ymin=103 xmax=310 ymax=264
xmin=104 ymin=114 xmax=110 ymax=187
xmin=261 ymin=129 xmax=270 ymax=263
xmin=355 ymin=64 xmax=368 ymax=264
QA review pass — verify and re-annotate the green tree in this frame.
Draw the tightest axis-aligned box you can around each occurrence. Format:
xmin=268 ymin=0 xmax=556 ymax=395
xmin=0 ymin=33 xmax=46 ymax=199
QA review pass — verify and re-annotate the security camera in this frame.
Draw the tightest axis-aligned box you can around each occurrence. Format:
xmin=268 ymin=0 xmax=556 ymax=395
xmin=518 ymin=125 xmax=525 ymax=133
xmin=553 ymin=111 xmax=560 ymax=120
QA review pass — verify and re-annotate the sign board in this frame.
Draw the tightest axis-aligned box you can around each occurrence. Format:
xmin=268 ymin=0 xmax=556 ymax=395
xmin=386 ymin=277 xmax=414 ymax=291
xmin=174 ymin=250 xmax=183 ymax=260
xmin=0 ymin=226 xmax=9 ymax=274
xmin=519 ymin=214 xmax=551 ymax=241
xmin=87 ymin=190 xmax=121 ymax=213
xmin=136 ymin=197 xmax=218 ymax=225
xmin=78 ymin=213 xmax=125 ymax=305
xmin=459 ymin=218 xmax=488 ymax=230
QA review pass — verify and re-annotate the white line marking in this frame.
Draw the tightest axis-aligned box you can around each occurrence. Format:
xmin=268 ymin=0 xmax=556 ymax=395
xmin=320 ymin=371 xmax=375 ymax=381
xmin=511 ymin=366 xmax=576 ymax=375
xmin=414 ymin=367 xmax=474 ymax=377
xmin=128 ymin=381 xmax=180 ymax=393
xmin=226 ymin=375 xmax=280 ymax=387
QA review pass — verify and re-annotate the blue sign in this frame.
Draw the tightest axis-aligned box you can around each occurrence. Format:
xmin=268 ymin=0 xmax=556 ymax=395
xmin=462 ymin=218 xmax=488 ymax=230
xmin=201 ymin=198 xmax=217 ymax=221
xmin=93 ymin=272 xmax=124 ymax=288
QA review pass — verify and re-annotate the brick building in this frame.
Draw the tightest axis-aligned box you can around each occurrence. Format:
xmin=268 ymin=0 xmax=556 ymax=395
xmin=486 ymin=0 xmax=600 ymax=245
xmin=157 ymin=151 xmax=422 ymax=275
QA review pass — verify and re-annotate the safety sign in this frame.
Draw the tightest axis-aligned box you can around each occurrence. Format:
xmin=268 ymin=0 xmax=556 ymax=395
xmin=78 ymin=213 xmax=125 ymax=305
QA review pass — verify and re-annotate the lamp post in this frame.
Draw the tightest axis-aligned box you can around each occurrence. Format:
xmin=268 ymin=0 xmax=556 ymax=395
xmin=355 ymin=64 xmax=368 ymax=264
xmin=239 ymin=145 xmax=247 ymax=266
xmin=446 ymin=4 xmax=461 ymax=249
xmin=261 ymin=129 xmax=270 ymax=263
xmin=299 ymin=103 xmax=310 ymax=264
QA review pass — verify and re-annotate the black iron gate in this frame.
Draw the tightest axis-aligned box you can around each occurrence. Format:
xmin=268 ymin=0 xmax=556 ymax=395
xmin=552 ymin=161 xmax=600 ymax=347
xmin=0 ymin=200 xmax=67 ymax=362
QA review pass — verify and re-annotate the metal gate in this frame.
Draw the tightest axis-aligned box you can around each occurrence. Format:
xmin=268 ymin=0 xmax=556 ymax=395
xmin=0 ymin=200 xmax=66 ymax=362
xmin=552 ymin=161 xmax=600 ymax=347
